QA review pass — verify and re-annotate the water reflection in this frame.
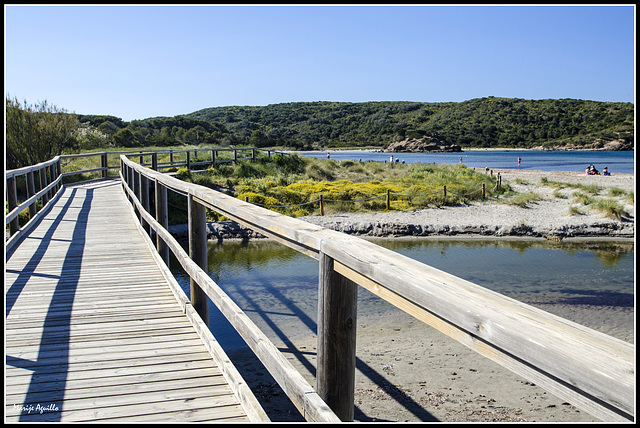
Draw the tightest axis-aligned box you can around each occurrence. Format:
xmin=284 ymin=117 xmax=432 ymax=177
xmin=171 ymin=237 xmax=634 ymax=350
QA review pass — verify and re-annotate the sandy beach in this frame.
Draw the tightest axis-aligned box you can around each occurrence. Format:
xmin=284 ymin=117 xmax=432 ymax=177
xmin=228 ymin=294 xmax=633 ymax=422
xmin=299 ymin=168 xmax=635 ymax=239
xmin=197 ymin=168 xmax=636 ymax=422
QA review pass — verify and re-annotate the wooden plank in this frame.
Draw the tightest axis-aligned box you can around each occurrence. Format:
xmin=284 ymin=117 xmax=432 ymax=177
xmin=5 ymin=179 xmax=262 ymax=422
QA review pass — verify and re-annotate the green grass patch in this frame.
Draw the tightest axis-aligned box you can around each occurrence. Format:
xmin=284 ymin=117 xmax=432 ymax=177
xmin=592 ymin=199 xmax=630 ymax=220
xmin=176 ymin=157 xmax=510 ymax=217
xmin=500 ymin=191 xmax=543 ymax=207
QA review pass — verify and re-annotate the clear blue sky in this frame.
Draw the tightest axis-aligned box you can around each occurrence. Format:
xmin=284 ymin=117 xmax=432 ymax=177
xmin=5 ymin=4 xmax=635 ymax=122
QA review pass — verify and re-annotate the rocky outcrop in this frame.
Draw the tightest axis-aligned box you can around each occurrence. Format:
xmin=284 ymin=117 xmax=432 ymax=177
xmin=384 ymin=135 xmax=462 ymax=153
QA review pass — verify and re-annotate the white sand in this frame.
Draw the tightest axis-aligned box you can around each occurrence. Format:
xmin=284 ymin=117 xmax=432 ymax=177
xmin=299 ymin=169 xmax=635 ymax=239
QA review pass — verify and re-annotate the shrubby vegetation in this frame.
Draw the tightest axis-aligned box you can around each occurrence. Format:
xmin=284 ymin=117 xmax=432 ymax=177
xmin=6 ymin=96 xmax=79 ymax=169
xmin=171 ymin=154 xmax=508 ymax=219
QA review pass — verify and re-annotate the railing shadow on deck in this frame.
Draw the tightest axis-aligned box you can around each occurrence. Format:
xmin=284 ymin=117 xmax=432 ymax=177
xmin=6 ymin=187 xmax=94 ymax=421
xmin=117 ymin=153 xmax=634 ymax=423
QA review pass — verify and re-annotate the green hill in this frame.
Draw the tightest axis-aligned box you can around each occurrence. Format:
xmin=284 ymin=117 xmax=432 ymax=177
xmin=77 ymin=97 xmax=634 ymax=151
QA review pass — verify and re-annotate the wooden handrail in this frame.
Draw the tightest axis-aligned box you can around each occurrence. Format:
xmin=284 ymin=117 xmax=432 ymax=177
xmin=54 ymin=147 xmax=287 ymax=181
xmin=5 ymin=156 xmax=63 ymax=249
xmin=120 ymin=154 xmax=634 ymax=422
xmin=119 ymin=160 xmax=340 ymax=422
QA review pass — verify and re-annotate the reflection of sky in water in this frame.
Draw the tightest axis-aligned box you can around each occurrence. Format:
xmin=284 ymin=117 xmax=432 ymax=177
xmin=171 ymin=239 xmax=634 ymax=350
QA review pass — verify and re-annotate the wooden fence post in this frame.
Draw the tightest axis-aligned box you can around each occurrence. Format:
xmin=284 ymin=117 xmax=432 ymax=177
xmin=152 ymin=153 xmax=158 ymax=171
xmin=141 ymin=174 xmax=151 ymax=235
xmin=48 ymin=164 xmax=56 ymax=199
xmin=7 ymin=176 xmax=19 ymax=236
xmin=386 ymin=189 xmax=391 ymax=210
xmin=186 ymin=151 xmax=191 ymax=169
xmin=211 ymin=149 xmax=216 ymax=167
xmin=188 ymin=194 xmax=209 ymax=326
xmin=317 ymin=252 xmax=357 ymax=421
xmin=26 ymin=171 xmax=36 ymax=218
xmin=319 ymin=194 xmax=325 ymax=216
xmin=134 ymin=170 xmax=141 ymax=223
xmin=39 ymin=167 xmax=49 ymax=205
xmin=101 ymin=153 xmax=108 ymax=178
xmin=155 ymin=179 xmax=169 ymax=265
xmin=55 ymin=159 xmax=62 ymax=192
xmin=482 ymin=183 xmax=486 ymax=199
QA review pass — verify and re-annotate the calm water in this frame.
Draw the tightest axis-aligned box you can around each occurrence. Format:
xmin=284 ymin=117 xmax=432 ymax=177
xmin=300 ymin=150 xmax=635 ymax=174
xmin=171 ymin=238 xmax=634 ymax=351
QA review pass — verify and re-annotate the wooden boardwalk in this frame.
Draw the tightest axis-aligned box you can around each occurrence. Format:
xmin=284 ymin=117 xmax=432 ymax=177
xmin=5 ymin=179 xmax=265 ymax=422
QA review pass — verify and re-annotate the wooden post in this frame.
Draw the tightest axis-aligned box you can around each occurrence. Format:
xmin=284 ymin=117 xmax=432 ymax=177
xmin=186 ymin=151 xmax=191 ymax=169
xmin=39 ymin=167 xmax=49 ymax=205
xmin=319 ymin=194 xmax=325 ymax=216
xmin=482 ymin=183 xmax=486 ymax=199
xmin=7 ymin=176 xmax=19 ymax=236
xmin=141 ymin=174 xmax=151 ymax=235
xmin=386 ymin=189 xmax=391 ymax=210
xmin=234 ymin=149 xmax=238 ymax=163
xmin=101 ymin=153 xmax=108 ymax=178
xmin=188 ymin=194 xmax=209 ymax=326
xmin=317 ymin=252 xmax=357 ymax=422
xmin=170 ymin=150 xmax=174 ymax=166
xmin=155 ymin=179 xmax=169 ymax=265
xmin=26 ymin=171 xmax=37 ymax=218
xmin=443 ymin=185 xmax=447 ymax=199
xmin=211 ymin=149 xmax=216 ymax=167
xmin=251 ymin=148 xmax=256 ymax=160
xmin=55 ymin=159 xmax=62 ymax=193
xmin=48 ymin=164 xmax=56 ymax=199
xmin=152 ymin=153 xmax=158 ymax=171
xmin=134 ymin=170 xmax=141 ymax=223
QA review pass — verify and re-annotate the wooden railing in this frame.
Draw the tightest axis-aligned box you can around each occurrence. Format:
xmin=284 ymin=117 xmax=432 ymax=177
xmin=119 ymin=154 xmax=634 ymax=422
xmin=5 ymin=157 xmax=63 ymax=251
xmin=57 ymin=147 xmax=287 ymax=181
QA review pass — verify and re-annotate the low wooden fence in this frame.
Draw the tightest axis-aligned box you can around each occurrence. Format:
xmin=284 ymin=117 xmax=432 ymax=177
xmin=5 ymin=157 xmax=64 ymax=250
xmin=119 ymin=154 xmax=634 ymax=422
xmin=58 ymin=147 xmax=286 ymax=181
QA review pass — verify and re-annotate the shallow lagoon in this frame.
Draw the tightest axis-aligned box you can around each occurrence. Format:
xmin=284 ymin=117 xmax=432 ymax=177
xmin=171 ymin=237 xmax=634 ymax=351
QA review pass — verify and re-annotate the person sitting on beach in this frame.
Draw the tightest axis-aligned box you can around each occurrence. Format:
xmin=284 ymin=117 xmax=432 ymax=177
xmin=602 ymin=166 xmax=610 ymax=176
xmin=587 ymin=164 xmax=599 ymax=175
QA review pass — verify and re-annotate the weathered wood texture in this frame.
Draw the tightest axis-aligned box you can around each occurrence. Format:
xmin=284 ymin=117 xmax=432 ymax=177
xmin=5 ymin=179 xmax=263 ymax=422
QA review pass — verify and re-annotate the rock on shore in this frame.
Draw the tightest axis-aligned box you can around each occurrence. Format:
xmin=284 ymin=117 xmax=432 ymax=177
xmin=384 ymin=135 xmax=462 ymax=153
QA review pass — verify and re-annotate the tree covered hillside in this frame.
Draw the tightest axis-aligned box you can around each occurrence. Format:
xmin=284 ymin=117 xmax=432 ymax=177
xmin=63 ymin=97 xmax=635 ymax=152
xmin=185 ymin=97 xmax=633 ymax=150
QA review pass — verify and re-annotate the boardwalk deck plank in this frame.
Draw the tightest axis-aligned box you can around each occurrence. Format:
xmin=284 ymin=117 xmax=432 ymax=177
xmin=5 ymin=180 xmax=260 ymax=422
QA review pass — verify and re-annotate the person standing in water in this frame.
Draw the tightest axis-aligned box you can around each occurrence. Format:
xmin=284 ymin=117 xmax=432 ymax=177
xmin=518 ymin=156 xmax=522 ymax=167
